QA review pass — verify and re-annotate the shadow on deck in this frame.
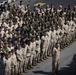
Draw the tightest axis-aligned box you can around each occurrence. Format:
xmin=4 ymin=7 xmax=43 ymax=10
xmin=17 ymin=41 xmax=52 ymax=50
xmin=33 ymin=54 xmax=76 ymax=75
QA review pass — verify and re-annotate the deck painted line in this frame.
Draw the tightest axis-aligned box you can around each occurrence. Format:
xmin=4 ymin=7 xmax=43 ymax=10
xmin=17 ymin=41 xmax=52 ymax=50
xmin=34 ymin=2 xmax=46 ymax=6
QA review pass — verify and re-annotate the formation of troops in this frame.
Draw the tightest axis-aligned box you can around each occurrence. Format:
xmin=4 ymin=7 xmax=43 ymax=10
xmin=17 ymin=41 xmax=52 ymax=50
xmin=0 ymin=0 xmax=17 ymax=4
xmin=0 ymin=0 xmax=76 ymax=75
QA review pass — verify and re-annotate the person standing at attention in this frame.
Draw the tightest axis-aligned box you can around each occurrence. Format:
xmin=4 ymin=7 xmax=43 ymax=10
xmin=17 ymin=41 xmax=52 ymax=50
xmin=52 ymin=43 xmax=61 ymax=75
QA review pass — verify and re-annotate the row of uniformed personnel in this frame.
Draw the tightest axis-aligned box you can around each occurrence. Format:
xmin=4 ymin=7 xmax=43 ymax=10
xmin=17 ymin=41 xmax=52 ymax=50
xmin=0 ymin=20 xmax=76 ymax=75
xmin=0 ymin=0 xmax=76 ymax=75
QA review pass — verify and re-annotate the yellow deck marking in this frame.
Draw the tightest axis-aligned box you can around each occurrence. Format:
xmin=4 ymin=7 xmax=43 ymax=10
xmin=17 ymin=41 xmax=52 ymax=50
xmin=34 ymin=2 xmax=46 ymax=6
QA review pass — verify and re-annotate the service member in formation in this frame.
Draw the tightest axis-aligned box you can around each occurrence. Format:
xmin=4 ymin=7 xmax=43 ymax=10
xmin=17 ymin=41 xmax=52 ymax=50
xmin=52 ymin=43 xmax=61 ymax=75
xmin=35 ymin=36 xmax=41 ymax=63
xmin=11 ymin=48 xmax=18 ymax=75
xmin=16 ymin=44 xmax=24 ymax=75
xmin=22 ymin=41 xmax=28 ymax=72
xmin=4 ymin=52 xmax=12 ymax=75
